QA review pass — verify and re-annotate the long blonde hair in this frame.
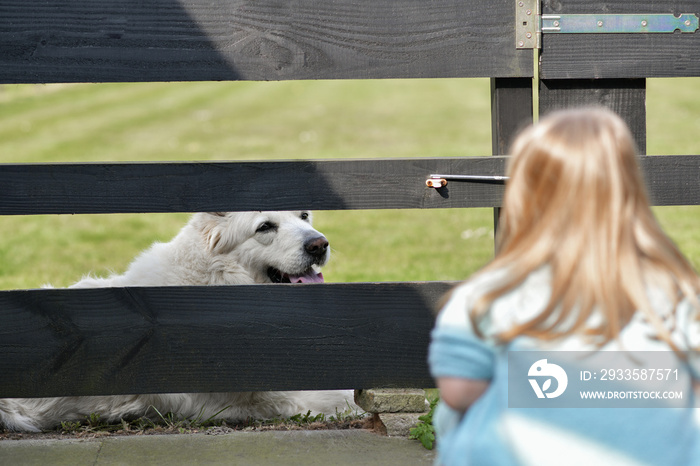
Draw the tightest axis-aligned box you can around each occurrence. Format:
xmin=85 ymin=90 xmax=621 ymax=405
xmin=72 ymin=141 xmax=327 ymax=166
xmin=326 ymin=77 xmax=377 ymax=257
xmin=471 ymin=107 xmax=700 ymax=348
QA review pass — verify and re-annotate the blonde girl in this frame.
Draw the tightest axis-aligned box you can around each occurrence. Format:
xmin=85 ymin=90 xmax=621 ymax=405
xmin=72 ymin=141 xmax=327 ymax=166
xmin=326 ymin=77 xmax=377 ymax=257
xmin=429 ymin=108 xmax=700 ymax=466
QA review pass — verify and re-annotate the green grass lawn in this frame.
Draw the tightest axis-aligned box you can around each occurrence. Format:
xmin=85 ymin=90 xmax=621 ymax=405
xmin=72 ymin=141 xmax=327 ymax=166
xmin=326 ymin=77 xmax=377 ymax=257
xmin=0 ymin=78 xmax=698 ymax=289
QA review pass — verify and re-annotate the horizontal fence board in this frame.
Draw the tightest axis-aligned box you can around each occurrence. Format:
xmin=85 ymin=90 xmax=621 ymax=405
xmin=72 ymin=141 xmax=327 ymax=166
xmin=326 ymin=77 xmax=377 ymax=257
xmin=0 ymin=0 xmax=531 ymax=83
xmin=2 ymin=156 xmax=700 ymax=215
xmin=541 ymin=1 xmax=700 ymax=78
xmin=0 ymin=158 xmax=508 ymax=214
xmin=642 ymin=155 xmax=700 ymax=206
xmin=0 ymin=282 xmax=452 ymax=398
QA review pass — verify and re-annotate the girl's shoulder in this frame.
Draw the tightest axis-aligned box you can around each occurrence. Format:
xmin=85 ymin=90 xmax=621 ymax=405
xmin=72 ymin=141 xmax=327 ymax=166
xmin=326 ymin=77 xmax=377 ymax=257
xmin=437 ymin=266 xmax=552 ymax=335
xmin=676 ymin=299 xmax=700 ymax=346
xmin=622 ymin=286 xmax=700 ymax=351
xmin=435 ymin=267 xmax=509 ymax=331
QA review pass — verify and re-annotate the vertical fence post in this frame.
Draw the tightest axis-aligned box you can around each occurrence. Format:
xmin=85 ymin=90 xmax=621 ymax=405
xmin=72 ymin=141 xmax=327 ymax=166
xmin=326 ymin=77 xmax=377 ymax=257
xmin=490 ymin=77 xmax=534 ymax=242
xmin=490 ymin=77 xmax=647 ymax=248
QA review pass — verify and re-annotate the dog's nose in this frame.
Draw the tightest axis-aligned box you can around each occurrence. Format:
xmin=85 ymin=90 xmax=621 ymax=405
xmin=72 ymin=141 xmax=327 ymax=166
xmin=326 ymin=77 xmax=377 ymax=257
xmin=305 ymin=236 xmax=329 ymax=258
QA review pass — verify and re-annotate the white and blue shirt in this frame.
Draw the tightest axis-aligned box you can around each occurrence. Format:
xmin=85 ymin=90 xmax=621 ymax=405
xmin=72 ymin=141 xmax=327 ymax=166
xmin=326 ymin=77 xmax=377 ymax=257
xmin=429 ymin=267 xmax=700 ymax=466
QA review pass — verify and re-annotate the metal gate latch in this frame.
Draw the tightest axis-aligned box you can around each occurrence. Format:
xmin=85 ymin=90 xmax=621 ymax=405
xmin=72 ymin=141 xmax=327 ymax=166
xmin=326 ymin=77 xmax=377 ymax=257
xmin=516 ymin=0 xmax=699 ymax=49
xmin=426 ymin=174 xmax=509 ymax=188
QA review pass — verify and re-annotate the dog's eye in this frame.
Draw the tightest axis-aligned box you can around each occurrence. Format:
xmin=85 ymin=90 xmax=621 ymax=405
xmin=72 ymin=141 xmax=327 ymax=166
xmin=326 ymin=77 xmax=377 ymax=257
xmin=256 ymin=221 xmax=277 ymax=233
xmin=300 ymin=212 xmax=309 ymax=221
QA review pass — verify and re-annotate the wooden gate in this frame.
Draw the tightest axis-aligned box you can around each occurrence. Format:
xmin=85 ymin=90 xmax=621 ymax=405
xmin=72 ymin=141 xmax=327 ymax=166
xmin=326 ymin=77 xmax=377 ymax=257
xmin=0 ymin=0 xmax=698 ymax=398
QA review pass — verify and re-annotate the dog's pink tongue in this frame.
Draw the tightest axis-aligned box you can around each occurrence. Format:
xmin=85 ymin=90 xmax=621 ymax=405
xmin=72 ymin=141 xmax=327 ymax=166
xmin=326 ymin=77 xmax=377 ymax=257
xmin=286 ymin=271 xmax=324 ymax=284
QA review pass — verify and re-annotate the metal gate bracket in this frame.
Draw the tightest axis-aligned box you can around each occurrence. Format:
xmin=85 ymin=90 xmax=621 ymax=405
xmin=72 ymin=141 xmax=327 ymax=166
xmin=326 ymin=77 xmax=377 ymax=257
xmin=517 ymin=3 xmax=699 ymax=49
xmin=542 ymin=13 xmax=699 ymax=34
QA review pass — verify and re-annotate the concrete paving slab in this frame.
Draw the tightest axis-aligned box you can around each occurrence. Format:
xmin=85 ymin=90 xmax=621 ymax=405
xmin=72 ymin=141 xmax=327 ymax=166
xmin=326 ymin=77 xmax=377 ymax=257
xmin=0 ymin=430 xmax=436 ymax=466
xmin=0 ymin=438 xmax=102 ymax=465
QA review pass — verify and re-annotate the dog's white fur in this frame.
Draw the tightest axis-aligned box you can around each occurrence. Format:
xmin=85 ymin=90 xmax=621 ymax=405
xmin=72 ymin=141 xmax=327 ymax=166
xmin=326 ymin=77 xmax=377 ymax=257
xmin=0 ymin=211 xmax=357 ymax=432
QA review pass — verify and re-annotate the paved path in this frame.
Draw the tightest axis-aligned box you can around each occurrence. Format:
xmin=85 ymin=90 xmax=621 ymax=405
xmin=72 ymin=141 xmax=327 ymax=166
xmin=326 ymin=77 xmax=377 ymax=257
xmin=0 ymin=430 xmax=435 ymax=465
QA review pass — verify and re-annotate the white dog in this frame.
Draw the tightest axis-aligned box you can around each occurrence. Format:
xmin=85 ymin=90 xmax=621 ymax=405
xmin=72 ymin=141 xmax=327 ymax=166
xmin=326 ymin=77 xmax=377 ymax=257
xmin=0 ymin=211 xmax=357 ymax=432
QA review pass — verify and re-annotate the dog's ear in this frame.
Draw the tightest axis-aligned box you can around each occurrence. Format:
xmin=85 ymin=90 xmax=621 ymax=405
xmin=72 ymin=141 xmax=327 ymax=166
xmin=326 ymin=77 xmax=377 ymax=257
xmin=206 ymin=226 xmax=223 ymax=253
xmin=197 ymin=213 xmax=227 ymax=254
xmin=199 ymin=213 xmax=241 ymax=254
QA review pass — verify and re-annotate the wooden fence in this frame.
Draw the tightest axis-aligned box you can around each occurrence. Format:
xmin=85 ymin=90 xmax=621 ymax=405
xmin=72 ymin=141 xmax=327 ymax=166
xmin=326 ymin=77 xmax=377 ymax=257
xmin=0 ymin=0 xmax=699 ymax=398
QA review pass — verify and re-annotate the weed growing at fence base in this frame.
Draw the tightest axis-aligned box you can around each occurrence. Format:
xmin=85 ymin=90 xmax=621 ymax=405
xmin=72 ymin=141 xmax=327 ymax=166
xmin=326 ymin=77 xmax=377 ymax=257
xmin=409 ymin=392 xmax=439 ymax=450
xmin=47 ymin=406 xmax=369 ymax=439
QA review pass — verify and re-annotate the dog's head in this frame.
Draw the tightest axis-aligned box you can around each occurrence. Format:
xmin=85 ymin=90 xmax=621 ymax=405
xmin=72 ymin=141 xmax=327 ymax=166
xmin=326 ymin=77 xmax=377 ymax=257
xmin=196 ymin=211 xmax=329 ymax=284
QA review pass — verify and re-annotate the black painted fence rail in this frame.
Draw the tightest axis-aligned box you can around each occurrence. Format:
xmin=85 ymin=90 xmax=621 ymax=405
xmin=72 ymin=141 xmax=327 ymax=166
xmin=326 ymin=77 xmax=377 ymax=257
xmin=1 ymin=155 xmax=699 ymax=215
xmin=0 ymin=282 xmax=452 ymax=398
xmin=541 ymin=1 xmax=700 ymax=79
xmin=0 ymin=0 xmax=529 ymax=83
xmin=2 ymin=0 xmax=700 ymax=83
xmin=0 ymin=158 xmax=508 ymax=214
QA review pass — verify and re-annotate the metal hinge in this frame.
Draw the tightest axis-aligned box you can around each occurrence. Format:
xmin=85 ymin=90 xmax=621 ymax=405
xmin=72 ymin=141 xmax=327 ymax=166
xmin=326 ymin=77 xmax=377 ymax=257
xmin=516 ymin=0 xmax=541 ymax=49
xmin=516 ymin=0 xmax=699 ymax=49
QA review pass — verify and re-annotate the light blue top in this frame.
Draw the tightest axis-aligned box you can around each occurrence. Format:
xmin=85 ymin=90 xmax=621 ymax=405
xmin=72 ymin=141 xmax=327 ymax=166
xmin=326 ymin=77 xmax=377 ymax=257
xmin=428 ymin=267 xmax=700 ymax=466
